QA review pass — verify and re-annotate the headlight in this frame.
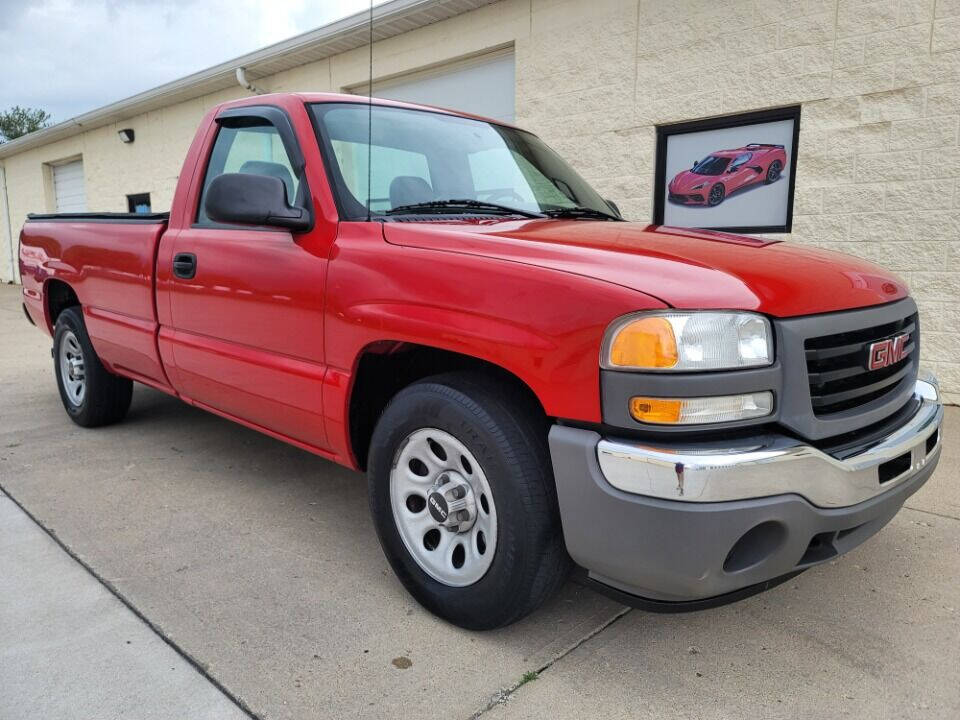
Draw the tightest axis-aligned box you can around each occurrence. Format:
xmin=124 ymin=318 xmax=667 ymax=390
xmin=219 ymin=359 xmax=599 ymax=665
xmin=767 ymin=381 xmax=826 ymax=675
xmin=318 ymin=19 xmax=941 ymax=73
xmin=629 ymin=392 xmax=773 ymax=424
xmin=602 ymin=311 xmax=773 ymax=371
xmin=691 ymin=183 xmax=706 ymax=190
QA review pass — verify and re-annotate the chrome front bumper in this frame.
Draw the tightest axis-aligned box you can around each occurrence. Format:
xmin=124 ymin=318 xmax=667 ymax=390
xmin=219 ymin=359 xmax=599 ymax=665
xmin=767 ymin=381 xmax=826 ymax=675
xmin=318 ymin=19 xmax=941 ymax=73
xmin=597 ymin=377 xmax=943 ymax=508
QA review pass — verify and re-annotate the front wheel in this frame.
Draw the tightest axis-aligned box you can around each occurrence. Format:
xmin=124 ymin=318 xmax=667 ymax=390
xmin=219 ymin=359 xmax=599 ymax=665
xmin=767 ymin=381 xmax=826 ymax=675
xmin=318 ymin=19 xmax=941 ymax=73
xmin=367 ymin=373 xmax=569 ymax=629
xmin=708 ymin=183 xmax=726 ymax=206
xmin=53 ymin=307 xmax=133 ymax=427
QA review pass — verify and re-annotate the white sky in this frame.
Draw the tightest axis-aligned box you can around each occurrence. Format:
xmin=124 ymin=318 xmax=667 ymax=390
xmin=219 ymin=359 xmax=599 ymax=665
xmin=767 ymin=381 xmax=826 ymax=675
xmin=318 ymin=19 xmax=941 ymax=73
xmin=0 ymin=0 xmax=385 ymax=123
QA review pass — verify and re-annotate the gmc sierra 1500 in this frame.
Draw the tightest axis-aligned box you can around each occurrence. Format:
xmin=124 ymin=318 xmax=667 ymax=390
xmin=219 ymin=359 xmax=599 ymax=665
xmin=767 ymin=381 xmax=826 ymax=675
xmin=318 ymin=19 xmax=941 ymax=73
xmin=20 ymin=93 xmax=943 ymax=629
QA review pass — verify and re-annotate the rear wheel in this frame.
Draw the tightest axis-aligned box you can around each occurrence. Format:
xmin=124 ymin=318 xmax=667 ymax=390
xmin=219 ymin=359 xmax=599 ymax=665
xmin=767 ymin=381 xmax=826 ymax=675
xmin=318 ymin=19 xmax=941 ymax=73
xmin=53 ymin=307 xmax=133 ymax=427
xmin=708 ymin=183 xmax=725 ymax=206
xmin=765 ymin=160 xmax=782 ymax=184
xmin=367 ymin=373 xmax=569 ymax=629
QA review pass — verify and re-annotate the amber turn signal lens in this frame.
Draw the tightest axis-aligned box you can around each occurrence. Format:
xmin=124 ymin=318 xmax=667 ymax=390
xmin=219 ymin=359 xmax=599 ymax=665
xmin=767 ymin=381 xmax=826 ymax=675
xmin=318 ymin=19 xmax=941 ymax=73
xmin=608 ymin=317 xmax=678 ymax=369
xmin=629 ymin=392 xmax=774 ymax=425
xmin=629 ymin=397 xmax=683 ymax=424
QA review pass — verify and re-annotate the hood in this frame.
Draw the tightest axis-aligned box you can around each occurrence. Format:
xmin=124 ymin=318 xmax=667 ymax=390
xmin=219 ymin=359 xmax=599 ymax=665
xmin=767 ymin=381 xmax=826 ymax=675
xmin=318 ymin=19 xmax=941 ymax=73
xmin=382 ymin=220 xmax=908 ymax=317
xmin=669 ymin=170 xmax=716 ymax=193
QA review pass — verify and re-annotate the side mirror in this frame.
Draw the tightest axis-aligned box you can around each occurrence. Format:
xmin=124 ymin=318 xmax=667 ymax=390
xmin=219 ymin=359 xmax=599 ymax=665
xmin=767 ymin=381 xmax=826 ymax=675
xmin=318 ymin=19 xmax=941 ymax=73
xmin=605 ymin=199 xmax=622 ymax=218
xmin=205 ymin=173 xmax=310 ymax=231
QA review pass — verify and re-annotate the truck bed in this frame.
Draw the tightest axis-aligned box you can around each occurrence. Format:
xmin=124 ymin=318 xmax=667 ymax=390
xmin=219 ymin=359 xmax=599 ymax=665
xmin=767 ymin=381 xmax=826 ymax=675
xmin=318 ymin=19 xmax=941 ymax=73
xmin=20 ymin=214 xmax=170 ymax=389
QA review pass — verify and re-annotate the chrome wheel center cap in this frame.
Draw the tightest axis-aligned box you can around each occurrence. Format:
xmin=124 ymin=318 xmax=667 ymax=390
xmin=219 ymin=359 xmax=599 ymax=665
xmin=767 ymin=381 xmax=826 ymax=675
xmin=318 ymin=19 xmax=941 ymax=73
xmin=67 ymin=356 xmax=83 ymax=380
xmin=427 ymin=471 xmax=477 ymax=533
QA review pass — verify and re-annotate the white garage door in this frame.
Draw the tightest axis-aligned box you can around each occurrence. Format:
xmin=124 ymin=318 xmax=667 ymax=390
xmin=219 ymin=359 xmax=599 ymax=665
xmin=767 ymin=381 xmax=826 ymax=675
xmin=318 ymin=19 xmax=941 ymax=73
xmin=372 ymin=52 xmax=515 ymax=123
xmin=52 ymin=159 xmax=86 ymax=213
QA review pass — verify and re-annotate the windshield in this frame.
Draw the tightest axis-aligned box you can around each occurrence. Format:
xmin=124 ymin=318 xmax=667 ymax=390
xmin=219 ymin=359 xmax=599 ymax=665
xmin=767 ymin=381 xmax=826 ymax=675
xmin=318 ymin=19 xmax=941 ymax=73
xmin=691 ymin=155 xmax=731 ymax=176
xmin=310 ymin=102 xmax=612 ymax=220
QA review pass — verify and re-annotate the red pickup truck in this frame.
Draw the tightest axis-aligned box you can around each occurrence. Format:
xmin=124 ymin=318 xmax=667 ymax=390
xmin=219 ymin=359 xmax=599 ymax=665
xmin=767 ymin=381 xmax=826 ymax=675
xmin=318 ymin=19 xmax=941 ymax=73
xmin=19 ymin=93 xmax=944 ymax=629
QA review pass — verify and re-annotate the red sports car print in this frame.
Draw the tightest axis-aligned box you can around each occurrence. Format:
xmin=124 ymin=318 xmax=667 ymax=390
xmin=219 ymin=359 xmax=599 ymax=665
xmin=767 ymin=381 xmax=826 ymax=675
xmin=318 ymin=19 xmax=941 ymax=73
xmin=668 ymin=143 xmax=788 ymax=206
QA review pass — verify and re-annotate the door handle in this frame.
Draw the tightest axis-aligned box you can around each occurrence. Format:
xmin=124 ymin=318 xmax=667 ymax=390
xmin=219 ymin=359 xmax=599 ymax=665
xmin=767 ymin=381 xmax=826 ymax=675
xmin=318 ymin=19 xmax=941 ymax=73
xmin=172 ymin=253 xmax=196 ymax=280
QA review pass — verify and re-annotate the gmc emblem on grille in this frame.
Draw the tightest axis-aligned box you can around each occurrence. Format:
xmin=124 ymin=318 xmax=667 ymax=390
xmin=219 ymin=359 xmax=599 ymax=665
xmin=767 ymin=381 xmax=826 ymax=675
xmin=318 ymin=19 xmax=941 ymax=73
xmin=867 ymin=334 xmax=909 ymax=371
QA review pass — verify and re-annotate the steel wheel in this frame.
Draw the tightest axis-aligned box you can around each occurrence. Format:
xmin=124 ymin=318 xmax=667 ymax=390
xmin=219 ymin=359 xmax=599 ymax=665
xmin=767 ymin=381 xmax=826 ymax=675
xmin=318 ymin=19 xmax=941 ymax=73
xmin=58 ymin=329 xmax=86 ymax=406
xmin=766 ymin=160 xmax=782 ymax=183
xmin=390 ymin=428 xmax=498 ymax=587
xmin=52 ymin=306 xmax=133 ymax=427
xmin=368 ymin=373 xmax=570 ymax=628
xmin=708 ymin=183 xmax=725 ymax=206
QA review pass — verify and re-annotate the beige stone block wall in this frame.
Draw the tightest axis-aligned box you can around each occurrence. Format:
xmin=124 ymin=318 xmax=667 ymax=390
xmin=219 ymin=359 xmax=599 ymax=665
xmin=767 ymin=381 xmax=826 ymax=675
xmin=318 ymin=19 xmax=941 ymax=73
xmin=517 ymin=0 xmax=959 ymax=402
xmin=1 ymin=0 xmax=957 ymax=400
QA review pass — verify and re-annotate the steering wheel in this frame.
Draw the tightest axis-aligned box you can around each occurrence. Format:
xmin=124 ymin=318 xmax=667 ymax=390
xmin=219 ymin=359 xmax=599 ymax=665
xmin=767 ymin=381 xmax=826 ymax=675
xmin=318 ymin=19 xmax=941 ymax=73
xmin=482 ymin=189 xmax=525 ymax=205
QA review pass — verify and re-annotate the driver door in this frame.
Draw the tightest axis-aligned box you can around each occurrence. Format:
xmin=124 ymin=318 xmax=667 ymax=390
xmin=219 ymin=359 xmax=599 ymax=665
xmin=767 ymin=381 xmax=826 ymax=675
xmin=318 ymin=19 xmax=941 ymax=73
xmin=157 ymin=106 xmax=331 ymax=451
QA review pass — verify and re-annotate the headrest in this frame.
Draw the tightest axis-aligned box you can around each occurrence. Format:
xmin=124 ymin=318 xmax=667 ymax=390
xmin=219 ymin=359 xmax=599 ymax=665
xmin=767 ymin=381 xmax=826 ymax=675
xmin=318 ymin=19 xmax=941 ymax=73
xmin=239 ymin=161 xmax=295 ymax=203
xmin=389 ymin=175 xmax=434 ymax=209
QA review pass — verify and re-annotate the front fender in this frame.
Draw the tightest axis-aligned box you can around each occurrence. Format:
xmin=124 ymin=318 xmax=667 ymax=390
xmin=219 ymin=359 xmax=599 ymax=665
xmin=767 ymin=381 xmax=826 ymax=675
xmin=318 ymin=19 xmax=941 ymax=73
xmin=322 ymin=224 xmax=666 ymax=464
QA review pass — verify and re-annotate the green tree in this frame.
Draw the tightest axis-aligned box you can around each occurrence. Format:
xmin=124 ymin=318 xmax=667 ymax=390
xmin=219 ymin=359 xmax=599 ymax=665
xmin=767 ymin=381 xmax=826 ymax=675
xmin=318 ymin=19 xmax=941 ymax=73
xmin=0 ymin=106 xmax=52 ymax=143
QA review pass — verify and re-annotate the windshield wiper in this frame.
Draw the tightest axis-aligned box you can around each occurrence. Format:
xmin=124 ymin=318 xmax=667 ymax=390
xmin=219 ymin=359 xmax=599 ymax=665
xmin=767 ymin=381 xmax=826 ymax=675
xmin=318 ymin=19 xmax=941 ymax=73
xmin=542 ymin=206 xmax=622 ymax=221
xmin=385 ymin=199 xmax=546 ymax=219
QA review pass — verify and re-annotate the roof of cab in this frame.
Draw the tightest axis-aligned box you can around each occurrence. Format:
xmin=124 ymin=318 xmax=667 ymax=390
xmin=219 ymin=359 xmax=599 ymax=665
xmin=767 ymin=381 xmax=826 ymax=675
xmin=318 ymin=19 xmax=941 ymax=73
xmin=296 ymin=92 xmax=521 ymax=129
xmin=212 ymin=91 xmax=520 ymax=130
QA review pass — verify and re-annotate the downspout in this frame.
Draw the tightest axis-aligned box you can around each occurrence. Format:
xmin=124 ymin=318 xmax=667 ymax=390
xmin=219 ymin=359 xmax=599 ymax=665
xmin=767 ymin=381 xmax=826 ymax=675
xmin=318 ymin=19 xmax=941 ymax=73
xmin=235 ymin=67 xmax=266 ymax=95
xmin=0 ymin=163 xmax=16 ymax=284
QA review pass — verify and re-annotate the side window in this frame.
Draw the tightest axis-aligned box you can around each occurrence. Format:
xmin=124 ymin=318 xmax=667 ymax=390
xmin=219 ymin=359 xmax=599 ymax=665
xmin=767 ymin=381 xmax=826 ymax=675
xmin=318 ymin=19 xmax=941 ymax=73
xmin=729 ymin=152 xmax=752 ymax=171
xmin=197 ymin=122 xmax=299 ymax=225
xmin=330 ymin=140 xmax=431 ymax=213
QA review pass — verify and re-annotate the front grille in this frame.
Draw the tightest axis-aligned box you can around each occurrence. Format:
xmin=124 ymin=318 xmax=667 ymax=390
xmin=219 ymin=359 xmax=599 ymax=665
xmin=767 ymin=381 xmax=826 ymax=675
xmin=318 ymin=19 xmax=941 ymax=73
xmin=805 ymin=313 xmax=917 ymax=416
xmin=668 ymin=192 xmax=705 ymax=203
xmin=811 ymin=396 xmax=920 ymax=459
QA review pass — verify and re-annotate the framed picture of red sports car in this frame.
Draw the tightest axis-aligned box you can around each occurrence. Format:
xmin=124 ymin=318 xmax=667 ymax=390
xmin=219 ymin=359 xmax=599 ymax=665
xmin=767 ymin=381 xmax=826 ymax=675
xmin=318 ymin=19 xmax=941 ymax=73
xmin=653 ymin=106 xmax=800 ymax=234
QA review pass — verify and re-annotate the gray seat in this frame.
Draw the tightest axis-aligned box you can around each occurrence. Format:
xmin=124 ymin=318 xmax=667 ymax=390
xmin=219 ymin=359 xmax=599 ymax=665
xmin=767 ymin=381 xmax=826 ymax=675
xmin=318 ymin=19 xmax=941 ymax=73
xmin=389 ymin=176 xmax=434 ymax=209
xmin=239 ymin=161 xmax=295 ymax=204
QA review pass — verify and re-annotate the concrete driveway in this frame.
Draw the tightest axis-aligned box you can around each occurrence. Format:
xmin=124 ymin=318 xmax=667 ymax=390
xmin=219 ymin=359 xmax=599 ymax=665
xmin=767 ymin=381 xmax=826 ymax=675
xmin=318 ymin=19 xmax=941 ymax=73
xmin=1 ymin=283 xmax=958 ymax=719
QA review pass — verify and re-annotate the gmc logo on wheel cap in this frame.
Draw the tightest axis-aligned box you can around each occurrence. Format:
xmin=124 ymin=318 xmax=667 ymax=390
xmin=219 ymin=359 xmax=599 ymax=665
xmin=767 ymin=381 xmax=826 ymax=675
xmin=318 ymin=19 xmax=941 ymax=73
xmin=867 ymin=334 xmax=909 ymax=371
xmin=428 ymin=493 xmax=449 ymax=522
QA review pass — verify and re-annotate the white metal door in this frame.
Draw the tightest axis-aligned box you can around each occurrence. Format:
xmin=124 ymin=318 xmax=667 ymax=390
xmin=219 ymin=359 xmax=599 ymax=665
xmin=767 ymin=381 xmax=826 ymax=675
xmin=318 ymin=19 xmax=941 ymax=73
xmin=372 ymin=52 xmax=515 ymax=123
xmin=52 ymin=159 xmax=86 ymax=212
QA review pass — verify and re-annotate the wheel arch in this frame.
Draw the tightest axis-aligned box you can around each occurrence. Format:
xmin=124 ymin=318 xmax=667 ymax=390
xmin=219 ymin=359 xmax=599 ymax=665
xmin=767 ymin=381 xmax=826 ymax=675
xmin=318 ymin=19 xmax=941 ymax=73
xmin=347 ymin=340 xmax=548 ymax=471
xmin=44 ymin=278 xmax=80 ymax=332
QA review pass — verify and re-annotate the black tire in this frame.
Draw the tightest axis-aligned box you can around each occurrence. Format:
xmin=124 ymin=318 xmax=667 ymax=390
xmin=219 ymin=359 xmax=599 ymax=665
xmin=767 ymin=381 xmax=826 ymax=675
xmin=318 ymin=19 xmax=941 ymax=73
xmin=367 ymin=372 xmax=570 ymax=630
xmin=707 ymin=183 xmax=725 ymax=206
xmin=53 ymin=306 xmax=133 ymax=427
xmin=765 ymin=160 xmax=782 ymax=184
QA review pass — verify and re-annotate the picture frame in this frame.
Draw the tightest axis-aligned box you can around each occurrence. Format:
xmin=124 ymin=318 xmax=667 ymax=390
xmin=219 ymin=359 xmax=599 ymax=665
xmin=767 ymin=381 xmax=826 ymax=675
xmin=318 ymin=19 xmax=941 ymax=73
xmin=653 ymin=106 xmax=801 ymax=234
